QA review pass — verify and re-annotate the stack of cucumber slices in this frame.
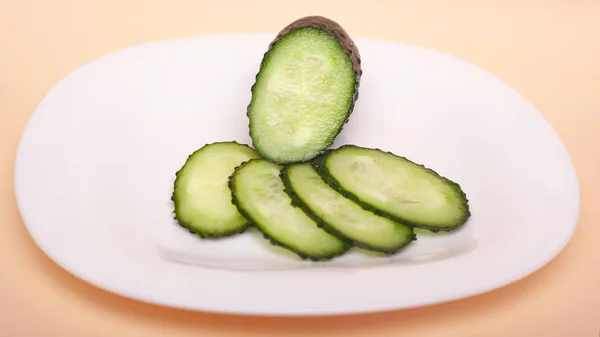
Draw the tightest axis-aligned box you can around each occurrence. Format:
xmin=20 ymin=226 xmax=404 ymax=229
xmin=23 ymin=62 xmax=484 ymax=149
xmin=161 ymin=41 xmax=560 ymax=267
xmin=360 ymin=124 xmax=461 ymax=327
xmin=171 ymin=16 xmax=471 ymax=261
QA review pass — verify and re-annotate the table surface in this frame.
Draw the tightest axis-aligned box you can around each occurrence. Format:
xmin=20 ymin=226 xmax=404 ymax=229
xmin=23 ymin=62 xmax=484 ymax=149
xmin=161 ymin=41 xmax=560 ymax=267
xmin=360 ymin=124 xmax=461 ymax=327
xmin=1 ymin=1 xmax=599 ymax=336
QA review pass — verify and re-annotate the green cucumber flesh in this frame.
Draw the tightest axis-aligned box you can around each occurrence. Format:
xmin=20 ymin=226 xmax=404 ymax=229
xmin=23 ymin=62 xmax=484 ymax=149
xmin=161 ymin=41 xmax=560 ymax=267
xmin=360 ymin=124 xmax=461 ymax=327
xmin=248 ymin=17 xmax=360 ymax=164
xmin=172 ymin=142 xmax=260 ymax=237
xmin=315 ymin=145 xmax=471 ymax=231
xmin=229 ymin=159 xmax=349 ymax=260
xmin=282 ymin=163 xmax=416 ymax=253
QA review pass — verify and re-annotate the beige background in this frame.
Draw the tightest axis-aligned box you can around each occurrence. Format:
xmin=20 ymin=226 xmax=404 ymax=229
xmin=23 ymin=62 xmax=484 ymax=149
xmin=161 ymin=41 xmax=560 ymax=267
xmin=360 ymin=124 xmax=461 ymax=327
xmin=1 ymin=1 xmax=598 ymax=336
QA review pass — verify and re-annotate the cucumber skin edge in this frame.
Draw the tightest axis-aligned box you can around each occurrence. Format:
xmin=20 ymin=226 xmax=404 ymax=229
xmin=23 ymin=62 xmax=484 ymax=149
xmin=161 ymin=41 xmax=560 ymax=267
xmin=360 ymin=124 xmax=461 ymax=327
xmin=227 ymin=159 xmax=351 ymax=261
xmin=311 ymin=145 xmax=472 ymax=232
xmin=246 ymin=16 xmax=362 ymax=165
xmin=171 ymin=141 xmax=255 ymax=239
xmin=173 ymin=220 xmax=250 ymax=239
xmin=280 ymin=166 xmax=416 ymax=255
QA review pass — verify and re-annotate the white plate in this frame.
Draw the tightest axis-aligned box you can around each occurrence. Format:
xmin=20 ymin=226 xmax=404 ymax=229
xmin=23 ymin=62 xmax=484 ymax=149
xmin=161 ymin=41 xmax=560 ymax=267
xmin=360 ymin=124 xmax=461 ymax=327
xmin=14 ymin=33 xmax=580 ymax=316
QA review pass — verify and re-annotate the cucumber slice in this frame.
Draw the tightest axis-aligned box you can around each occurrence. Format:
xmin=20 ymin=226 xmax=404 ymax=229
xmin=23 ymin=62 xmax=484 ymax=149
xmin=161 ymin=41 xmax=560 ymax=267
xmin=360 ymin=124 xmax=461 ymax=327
xmin=172 ymin=142 xmax=260 ymax=237
xmin=282 ymin=163 xmax=416 ymax=253
xmin=314 ymin=145 xmax=471 ymax=231
xmin=229 ymin=159 xmax=349 ymax=260
xmin=247 ymin=16 xmax=361 ymax=164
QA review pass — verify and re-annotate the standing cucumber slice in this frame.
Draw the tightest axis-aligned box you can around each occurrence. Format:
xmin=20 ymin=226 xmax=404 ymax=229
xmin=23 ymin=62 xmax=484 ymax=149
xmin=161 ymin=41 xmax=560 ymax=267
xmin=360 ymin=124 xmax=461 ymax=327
xmin=247 ymin=16 xmax=361 ymax=164
xmin=314 ymin=145 xmax=471 ymax=231
xmin=282 ymin=163 xmax=416 ymax=254
xmin=172 ymin=142 xmax=260 ymax=237
xmin=229 ymin=159 xmax=349 ymax=260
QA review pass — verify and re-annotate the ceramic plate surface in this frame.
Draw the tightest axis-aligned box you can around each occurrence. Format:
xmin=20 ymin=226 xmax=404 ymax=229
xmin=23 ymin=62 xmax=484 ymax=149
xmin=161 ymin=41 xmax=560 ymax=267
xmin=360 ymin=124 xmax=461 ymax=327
xmin=14 ymin=33 xmax=579 ymax=316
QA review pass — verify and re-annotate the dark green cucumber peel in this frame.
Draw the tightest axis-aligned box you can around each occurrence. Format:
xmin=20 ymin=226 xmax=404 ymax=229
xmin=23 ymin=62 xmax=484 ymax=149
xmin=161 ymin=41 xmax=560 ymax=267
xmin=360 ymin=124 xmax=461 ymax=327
xmin=173 ymin=220 xmax=250 ymax=239
xmin=171 ymin=141 xmax=259 ymax=238
xmin=228 ymin=159 xmax=350 ymax=261
xmin=312 ymin=145 xmax=471 ymax=232
xmin=247 ymin=16 xmax=362 ymax=164
xmin=280 ymin=165 xmax=417 ymax=254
